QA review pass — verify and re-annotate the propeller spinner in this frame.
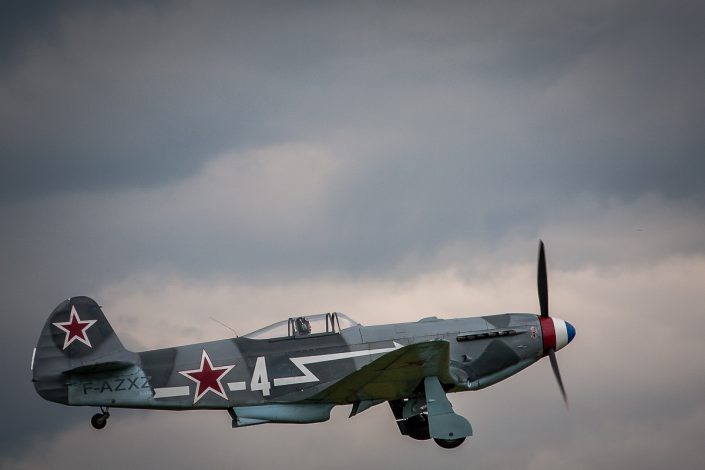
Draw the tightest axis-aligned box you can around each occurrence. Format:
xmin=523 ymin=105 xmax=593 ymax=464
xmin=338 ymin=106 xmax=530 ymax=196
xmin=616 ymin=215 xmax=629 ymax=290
xmin=536 ymin=240 xmax=576 ymax=406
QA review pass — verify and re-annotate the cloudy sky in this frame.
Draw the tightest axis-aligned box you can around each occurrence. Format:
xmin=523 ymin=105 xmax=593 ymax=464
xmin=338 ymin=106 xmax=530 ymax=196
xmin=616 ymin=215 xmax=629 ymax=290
xmin=2 ymin=0 xmax=705 ymax=468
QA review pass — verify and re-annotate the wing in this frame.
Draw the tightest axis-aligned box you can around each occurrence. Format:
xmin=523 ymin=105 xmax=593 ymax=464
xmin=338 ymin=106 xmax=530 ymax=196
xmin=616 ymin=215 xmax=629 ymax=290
xmin=312 ymin=340 xmax=455 ymax=404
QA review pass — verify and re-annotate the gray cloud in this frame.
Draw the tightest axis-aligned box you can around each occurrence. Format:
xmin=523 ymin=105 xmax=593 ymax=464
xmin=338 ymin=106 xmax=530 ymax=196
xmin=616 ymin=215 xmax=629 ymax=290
xmin=2 ymin=0 xmax=705 ymax=467
xmin=1 ymin=1 xmax=704 ymax=201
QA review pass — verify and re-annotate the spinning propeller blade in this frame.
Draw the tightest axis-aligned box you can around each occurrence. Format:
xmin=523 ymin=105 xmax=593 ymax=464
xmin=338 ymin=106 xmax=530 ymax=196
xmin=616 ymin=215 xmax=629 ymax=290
xmin=537 ymin=240 xmax=569 ymax=406
xmin=548 ymin=349 xmax=568 ymax=406
xmin=538 ymin=240 xmax=549 ymax=317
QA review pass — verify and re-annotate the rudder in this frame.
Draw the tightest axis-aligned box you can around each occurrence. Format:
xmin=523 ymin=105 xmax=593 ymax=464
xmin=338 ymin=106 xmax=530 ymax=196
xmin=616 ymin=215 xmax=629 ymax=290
xmin=32 ymin=296 xmax=135 ymax=404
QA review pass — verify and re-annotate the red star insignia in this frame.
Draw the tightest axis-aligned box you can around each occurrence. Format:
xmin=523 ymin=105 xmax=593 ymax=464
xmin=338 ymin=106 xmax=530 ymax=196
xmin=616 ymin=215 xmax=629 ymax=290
xmin=52 ymin=305 xmax=98 ymax=350
xmin=179 ymin=350 xmax=235 ymax=403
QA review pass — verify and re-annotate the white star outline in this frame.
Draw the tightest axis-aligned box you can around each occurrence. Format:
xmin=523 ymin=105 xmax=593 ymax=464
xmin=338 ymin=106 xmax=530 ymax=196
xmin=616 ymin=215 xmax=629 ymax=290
xmin=179 ymin=350 xmax=236 ymax=404
xmin=52 ymin=305 xmax=98 ymax=350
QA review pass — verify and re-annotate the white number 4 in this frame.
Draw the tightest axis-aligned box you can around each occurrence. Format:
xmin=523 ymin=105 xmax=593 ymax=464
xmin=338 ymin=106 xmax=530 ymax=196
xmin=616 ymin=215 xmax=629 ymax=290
xmin=250 ymin=356 xmax=271 ymax=396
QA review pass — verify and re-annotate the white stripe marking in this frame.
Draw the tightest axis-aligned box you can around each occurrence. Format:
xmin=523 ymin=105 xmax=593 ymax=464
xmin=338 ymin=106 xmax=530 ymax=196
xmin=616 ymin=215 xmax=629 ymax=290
xmin=553 ymin=318 xmax=569 ymax=350
xmin=227 ymin=381 xmax=247 ymax=391
xmin=273 ymin=342 xmax=403 ymax=387
xmin=153 ymin=386 xmax=190 ymax=398
xmin=31 ymin=347 xmax=36 ymax=371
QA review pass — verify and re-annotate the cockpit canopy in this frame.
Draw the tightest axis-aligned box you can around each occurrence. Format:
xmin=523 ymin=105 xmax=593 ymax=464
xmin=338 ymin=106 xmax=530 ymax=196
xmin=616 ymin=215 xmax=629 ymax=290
xmin=244 ymin=312 xmax=360 ymax=340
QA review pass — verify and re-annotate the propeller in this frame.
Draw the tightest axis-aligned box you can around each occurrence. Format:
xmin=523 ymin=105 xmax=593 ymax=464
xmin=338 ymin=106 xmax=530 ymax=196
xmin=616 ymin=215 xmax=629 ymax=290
xmin=538 ymin=240 xmax=549 ymax=317
xmin=537 ymin=240 xmax=569 ymax=407
xmin=548 ymin=349 xmax=568 ymax=405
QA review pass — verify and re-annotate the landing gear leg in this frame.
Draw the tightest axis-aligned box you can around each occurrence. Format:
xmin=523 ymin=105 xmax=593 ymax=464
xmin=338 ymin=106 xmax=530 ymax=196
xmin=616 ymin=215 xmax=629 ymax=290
xmin=91 ymin=406 xmax=110 ymax=430
xmin=423 ymin=377 xmax=472 ymax=448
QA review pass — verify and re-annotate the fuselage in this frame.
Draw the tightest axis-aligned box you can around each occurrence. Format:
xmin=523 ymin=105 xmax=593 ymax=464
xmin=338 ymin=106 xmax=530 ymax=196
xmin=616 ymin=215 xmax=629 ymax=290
xmin=52 ymin=312 xmax=570 ymax=410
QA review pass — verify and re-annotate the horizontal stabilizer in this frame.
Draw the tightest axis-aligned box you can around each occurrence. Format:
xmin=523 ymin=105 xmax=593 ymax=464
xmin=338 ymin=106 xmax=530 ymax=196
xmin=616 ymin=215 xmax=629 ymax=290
xmin=63 ymin=360 xmax=136 ymax=375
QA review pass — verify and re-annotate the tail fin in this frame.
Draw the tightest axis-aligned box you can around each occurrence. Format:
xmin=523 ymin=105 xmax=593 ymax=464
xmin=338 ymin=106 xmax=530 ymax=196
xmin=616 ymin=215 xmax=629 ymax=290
xmin=32 ymin=296 xmax=135 ymax=404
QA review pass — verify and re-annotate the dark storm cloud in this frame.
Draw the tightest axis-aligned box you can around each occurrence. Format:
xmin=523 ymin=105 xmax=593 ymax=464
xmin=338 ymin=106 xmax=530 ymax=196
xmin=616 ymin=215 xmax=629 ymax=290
xmin=1 ymin=0 xmax=704 ymax=202
xmin=1 ymin=1 xmax=90 ymax=66
xmin=0 ymin=1 xmax=287 ymax=201
xmin=0 ymin=1 xmax=165 ymax=70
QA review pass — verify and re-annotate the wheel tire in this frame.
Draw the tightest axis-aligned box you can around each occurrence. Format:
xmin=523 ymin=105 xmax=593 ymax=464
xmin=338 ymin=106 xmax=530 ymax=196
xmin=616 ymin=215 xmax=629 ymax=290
xmin=91 ymin=413 xmax=107 ymax=430
xmin=434 ymin=437 xmax=466 ymax=449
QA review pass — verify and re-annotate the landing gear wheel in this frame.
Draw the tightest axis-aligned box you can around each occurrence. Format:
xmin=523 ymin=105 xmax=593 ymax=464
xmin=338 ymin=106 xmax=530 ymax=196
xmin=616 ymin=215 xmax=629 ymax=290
xmin=91 ymin=413 xmax=107 ymax=429
xmin=91 ymin=407 xmax=110 ymax=430
xmin=434 ymin=437 xmax=466 ymax=449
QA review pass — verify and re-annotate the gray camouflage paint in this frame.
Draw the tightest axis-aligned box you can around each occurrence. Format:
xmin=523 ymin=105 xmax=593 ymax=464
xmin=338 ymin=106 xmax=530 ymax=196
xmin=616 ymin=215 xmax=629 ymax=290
xmin=33 ymin=296 xmax=569 ymax=437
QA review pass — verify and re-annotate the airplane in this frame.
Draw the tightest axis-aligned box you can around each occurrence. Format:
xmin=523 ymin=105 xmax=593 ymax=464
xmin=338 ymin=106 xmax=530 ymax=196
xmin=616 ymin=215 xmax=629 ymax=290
xmin=31 ymin=241 xmax=575 ymax=449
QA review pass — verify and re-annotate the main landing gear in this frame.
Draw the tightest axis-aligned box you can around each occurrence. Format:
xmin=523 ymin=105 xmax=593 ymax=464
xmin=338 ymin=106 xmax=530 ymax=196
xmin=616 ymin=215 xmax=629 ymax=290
xmin=91 ymin=406 xmax=110 ymax=430
xmin=389 ymin=377 xmax=473 ymax=449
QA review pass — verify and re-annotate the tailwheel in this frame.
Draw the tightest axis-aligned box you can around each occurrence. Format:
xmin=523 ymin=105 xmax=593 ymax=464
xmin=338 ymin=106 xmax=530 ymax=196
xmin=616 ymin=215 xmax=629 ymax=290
xmin=91 ymin=407 xmax=110 ymax=430
xmin=434 ymin=437 xmax=466 ymax=449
